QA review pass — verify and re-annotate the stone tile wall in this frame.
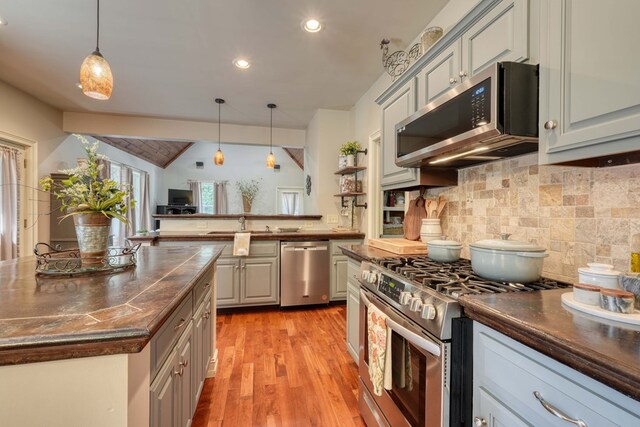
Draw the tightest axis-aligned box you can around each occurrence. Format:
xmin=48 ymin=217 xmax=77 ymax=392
xmin=426 ymin=153 xmax=640 ymax=283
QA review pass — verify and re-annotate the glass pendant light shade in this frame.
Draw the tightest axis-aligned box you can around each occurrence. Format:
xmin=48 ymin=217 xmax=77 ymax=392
xmin=266 ymin=151 xmax=276 ymax=168
xmin=80 ymin=50 xmax=113 ymax=100
xmin=214 ymin=148 xmax=225 ymax=165
xmin=266 ymin=103 xmax=277 ymax=168
xmin=214 ymin=98 xmax=225 ymax=165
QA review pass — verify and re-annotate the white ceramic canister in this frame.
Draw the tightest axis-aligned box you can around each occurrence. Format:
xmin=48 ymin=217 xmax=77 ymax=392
xmin=420 ymin=218 xmax=442 ymax=243
xmin=578 ymin=263 xmax=621 ymax=289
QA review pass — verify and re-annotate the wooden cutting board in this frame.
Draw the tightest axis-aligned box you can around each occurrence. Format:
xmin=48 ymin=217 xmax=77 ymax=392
xmin=368 ymin=238 xmax=427 ymax=254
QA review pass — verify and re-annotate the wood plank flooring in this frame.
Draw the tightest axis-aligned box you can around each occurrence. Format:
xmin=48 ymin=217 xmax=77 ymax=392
xmin=192 ymin=305 xmax=366 ymax=427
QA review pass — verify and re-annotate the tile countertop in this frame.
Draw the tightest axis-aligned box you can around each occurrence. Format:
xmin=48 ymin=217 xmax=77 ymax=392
xmin=460 ymin=289 xmax=640 ymax=402
xmin=0 ymin=245 xmax=222 ymax=366
xmin=129 ymin=230 xmax=365 ymax=244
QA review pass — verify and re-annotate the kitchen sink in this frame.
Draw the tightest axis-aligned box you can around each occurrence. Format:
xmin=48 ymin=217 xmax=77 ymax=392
xmin=205 ymin=230 xmax=273 ymax=234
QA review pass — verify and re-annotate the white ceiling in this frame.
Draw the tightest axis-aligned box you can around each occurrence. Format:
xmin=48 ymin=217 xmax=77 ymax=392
xmin=0 ymin=0 xmax=448 ymax=129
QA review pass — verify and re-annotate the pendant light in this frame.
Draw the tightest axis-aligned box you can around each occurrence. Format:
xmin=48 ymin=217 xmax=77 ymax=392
xmin=214 ymin=98 xmax=225 ymax=165
xmin=80 ymin=0 xmax=113 ymax=100
xmin=266 ymin=103 xmax=277 ymax=168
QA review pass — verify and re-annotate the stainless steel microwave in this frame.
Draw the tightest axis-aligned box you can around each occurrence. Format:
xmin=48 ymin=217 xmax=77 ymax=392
xmin=395 ymin=62 xmax=539 ymax=168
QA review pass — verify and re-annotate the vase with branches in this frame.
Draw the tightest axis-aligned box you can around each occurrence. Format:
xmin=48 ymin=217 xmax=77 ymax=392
xmin=236 ymin=178 xmax=260 ymax=213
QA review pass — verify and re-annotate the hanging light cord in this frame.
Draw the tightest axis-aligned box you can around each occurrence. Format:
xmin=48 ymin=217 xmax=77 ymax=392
xmin=269 ymin=107 xmax=273 ymax=154
xmin=95 ymin=0 xmax=101 ymax=52
xmin=218 ymin=101 xmax=222 ymax=150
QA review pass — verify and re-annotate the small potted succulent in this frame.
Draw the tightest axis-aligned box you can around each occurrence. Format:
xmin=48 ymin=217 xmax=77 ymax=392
xmin=339 ymin=141 xmax=361 ymax=167
xmin=236 ymin=178 xmax=260 ymax=213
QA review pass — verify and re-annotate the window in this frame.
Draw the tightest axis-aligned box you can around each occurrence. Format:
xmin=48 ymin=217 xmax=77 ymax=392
xmin=200 ymin=182 xmax=215 ymax=214
xmin=276 ymin=187 xmax=303 ymax=215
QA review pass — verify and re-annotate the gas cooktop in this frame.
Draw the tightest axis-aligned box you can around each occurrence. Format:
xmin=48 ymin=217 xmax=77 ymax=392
xmin=372 ymin=257 xmax=569 ymax=299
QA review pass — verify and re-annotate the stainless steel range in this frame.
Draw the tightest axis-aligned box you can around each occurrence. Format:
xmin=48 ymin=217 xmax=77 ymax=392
xmin=358 ymin=257 xmax=569 ymax=427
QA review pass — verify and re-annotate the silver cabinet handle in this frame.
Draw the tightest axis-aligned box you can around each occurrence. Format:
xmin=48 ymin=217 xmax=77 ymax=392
xmin=203 ymin=310 xmax=211 ymax=319
xmin=459 ymin=70 xmax=468 ymax=78
xmin=234 ymin=265 xmax=239 ymax=270
xmin=173 ymin=318 xmax=186 ymax=331
xmin=533 ymin=391 xmax=587 ymax=427
xmin=474 ymin=417 xmax=487 ymax=427
xmin=179 ymin=358 xmax=188 ymax=368
xmin=203 ymin=282 xmax=211 ymax=289
xmin=174 ymin=366 xmax=184 ymax=377
xmin=544 ymin=120 xmax=557 ymax=130
xmin=449 ymin=77 xmax=457 ymax=84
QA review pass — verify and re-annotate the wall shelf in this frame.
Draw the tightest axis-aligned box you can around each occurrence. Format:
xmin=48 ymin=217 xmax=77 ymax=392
xmin=334 ymin=149 xmax=368 ymax=210
xmin=334 ymin=166 xmax=367 ymax=175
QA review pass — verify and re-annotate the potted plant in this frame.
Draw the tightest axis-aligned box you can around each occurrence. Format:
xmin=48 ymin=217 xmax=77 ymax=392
xmin=236 ymin=178 xmax=260 ymax=213
xmin=339 ymin=141 xmax=361 ymax=167
xmin=40 ymin=134 xmax=133 ymax=266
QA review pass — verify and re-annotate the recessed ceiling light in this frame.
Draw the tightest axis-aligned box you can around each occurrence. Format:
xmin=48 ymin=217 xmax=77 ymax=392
xmin=233 ymin=58 xmax=250 ymax=69
xmin=302 ymin=18 xmax=322 ymax=33
xmin=0 ymin=16 xmax=8 ymax=26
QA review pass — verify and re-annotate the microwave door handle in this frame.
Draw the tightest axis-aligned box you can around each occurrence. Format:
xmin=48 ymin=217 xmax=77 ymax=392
xmin=360 ymin=290 xmax=441 ymax=357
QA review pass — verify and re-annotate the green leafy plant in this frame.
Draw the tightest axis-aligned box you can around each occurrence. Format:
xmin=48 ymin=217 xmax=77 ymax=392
xmin=339 ymin=140 xmax=361 ymax=156
xmin=236 ymin=178 xmax=260 ymax=204
xmin=39 ymin=134 xmax=134 ymax=223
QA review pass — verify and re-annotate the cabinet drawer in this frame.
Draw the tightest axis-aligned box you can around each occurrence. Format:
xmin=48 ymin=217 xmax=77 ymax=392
xmin=192 ymin=266 xmax=213 ymax=307
xmin=474 ymin=323 xmax=640 ymax=426
xmin=151 ymin=293 xmax=194 ymax=379
xmin=331 ymin=240 xmax=363 ymax=255
xmin=347 ymin=258 xmax=361 ymax=284
xmin=219 ymin=241 xmax=278 ymax=257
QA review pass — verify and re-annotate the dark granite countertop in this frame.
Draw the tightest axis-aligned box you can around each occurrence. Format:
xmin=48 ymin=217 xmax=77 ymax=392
xmin=0 ymin=245 xmax=222 ymax=366
xmin=129 ymin=230 xmax=365 ymax=244
xmin=338 ymin=244 xmax=401 ymax=262
xmin=152 ymin=214 xmax=322 ymax=220
xmin=460 ymin=289 xmax=640 ymax=401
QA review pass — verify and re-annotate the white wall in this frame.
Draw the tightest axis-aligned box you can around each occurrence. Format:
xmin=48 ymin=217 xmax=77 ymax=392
xmin=159 ymin=142 xmax=305 ymax=214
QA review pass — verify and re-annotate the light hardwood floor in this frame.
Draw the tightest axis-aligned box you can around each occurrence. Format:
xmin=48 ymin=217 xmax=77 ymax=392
xmin=192 ymin=305 xmax=366 ymax=427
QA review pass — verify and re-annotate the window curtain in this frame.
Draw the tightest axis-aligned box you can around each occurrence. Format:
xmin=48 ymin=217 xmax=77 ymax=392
xmin=281 ymin=192 xmax=299 ymax=215
xmin=189 ymin=181 xmax=202 ymax=212
xmin=138 ymin=171 xmax=152 ymax=231
xmin=215 ymin=182 xmax=228 ymax=214
xmin=0 ymin=147 xmax=18 ymax=260
xmin=118 ymin=166 xmax=136 ymax=245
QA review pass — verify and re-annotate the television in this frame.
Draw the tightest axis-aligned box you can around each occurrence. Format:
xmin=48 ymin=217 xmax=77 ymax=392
xmin=168 ymin=189 xmax=193 ymax=205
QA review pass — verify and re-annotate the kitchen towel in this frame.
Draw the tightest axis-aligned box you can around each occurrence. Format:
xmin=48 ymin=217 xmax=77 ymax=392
xmin=367 ymin=302 xmax=392 ymax=396
xmin=233 ymin=232 xmax=251 ymax=256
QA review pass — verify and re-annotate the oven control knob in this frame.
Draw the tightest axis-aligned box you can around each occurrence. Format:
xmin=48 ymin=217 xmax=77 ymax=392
xmin=399 ymin=292 xmax=412 ymax=305
xmin=361 ymin=270 xmax=370 ymax=281
xmin=420 ymin=304 xmax=437 ymax=320
xmin=368 ymin=272 xmax=378 ymax=284
xmin=409 ymin=297 xmax=423 ymax=312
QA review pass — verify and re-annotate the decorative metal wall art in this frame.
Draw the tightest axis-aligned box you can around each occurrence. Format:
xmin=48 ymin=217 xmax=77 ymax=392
xmin=380 ymin=39 xmax=422 ymax=81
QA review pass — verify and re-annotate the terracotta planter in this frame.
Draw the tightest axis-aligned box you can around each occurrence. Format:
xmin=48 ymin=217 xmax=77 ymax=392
xmin=242 ymin=197 xmax=252 ymax=213
xmin=73 ymin=212 xmax=112 ymax=267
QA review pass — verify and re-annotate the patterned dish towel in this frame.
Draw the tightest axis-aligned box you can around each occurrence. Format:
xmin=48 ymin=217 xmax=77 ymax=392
xmin=367 ymin=303 xmax=392 ymax=396
xmin=233 ymin=232 xmax=251 ymax=256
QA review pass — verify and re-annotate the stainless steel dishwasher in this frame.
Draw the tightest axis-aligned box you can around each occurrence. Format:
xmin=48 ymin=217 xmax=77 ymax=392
xmin=280 ymin=241 xmax=330 ymax=307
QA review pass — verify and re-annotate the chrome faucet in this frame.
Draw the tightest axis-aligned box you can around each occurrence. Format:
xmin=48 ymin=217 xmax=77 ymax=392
xmin=238 ymin=216 xmax=246 ymax=231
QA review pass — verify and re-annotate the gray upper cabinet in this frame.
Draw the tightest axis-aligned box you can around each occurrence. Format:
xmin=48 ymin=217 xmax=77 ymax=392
xmin=417 ymin=42 xmax=461 ymax=107
xmin=539 ymin=0 xmax=640 ymax=164
xmin=460 ymin=0 xmax=528 ymax=78
xmin=381 ymin=80 xmax=418 ymax=189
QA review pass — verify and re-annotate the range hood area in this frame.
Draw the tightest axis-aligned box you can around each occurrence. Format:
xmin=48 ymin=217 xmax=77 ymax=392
xmin=395 ymin=62 xmax=540 ymax=170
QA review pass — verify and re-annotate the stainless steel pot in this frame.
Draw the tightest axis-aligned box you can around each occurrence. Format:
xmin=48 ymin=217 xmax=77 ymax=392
xmin=469 ymin=233 xmax=548 ymax=283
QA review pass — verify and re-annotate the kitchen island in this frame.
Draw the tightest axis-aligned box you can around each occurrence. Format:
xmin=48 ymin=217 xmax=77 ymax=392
xmin=0 ymin=245 xmax=222 ymax=427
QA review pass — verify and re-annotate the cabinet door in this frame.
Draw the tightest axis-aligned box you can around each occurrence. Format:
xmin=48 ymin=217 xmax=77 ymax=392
xmin=150 ymin=350 xmax=178 ymax=427
xmin=346 ymin=278 xmax=360 ymax=364
xmin=474 ymin=388 xmax=529 ymax=427
xmin=202 ymin=298 xmax=213 ymax=378
xmin=241 ymin=257 xmax=279 ymax=305
xmin=461 ymin=0 xmax=528 ymax=78
xmin=417 ymin=41 xmax=461 ymax=107
xmin=539 ymin=0 xmax=640 ymax=164
xmin=381 ymin=80 xmax=418 ymax=189
xmin=192 ymin=300 xmax=205 ymax=412
xmin=330 ymin=256 xmax=348 ymax=301
xmin=215 ymin=258 xmax=240 ymax=307
xmin=176 ymin=323 xmax=193 ymax=427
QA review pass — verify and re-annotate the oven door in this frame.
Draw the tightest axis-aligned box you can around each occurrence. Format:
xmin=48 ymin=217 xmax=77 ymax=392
xmin=359 ymin=288 xmax=448 ymax=427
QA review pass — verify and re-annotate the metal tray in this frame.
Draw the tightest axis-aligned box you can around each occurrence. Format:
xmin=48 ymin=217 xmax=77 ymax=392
xmin=34 ymin=242 xmax=141 ymax=276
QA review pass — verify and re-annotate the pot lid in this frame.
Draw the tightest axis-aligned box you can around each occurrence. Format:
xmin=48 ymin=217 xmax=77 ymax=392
xmin=470 ymin=233 xmax=546 ymax=252
xmin=578 ymin=263 xmax=621 ymax=277
xmin=427 ymin=237 xmax=462 ymax=248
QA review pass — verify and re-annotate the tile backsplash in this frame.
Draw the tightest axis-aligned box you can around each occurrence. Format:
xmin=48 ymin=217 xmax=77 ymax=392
xmin=427 ymin=153 xmax=640 ymax=283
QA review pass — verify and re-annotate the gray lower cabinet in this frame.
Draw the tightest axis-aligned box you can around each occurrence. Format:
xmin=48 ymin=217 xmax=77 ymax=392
xmin=345 ymin=258 xmax=360 ymax=364
xmin=216 ymin=258 xmax=241 ymax=306
xmin=473 ymin=322 xmax=640 ymax=426
xmin=538 ymin=0 xmax=640 ymax=165
xmin=330 ymin=240 xmax=363 ymax=301
xmin=192 ymin=293 xmax=212 ymax=414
